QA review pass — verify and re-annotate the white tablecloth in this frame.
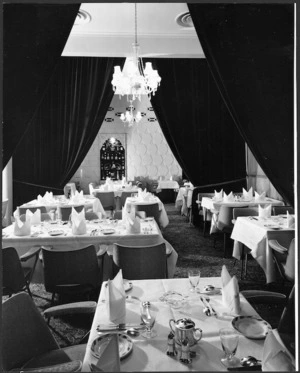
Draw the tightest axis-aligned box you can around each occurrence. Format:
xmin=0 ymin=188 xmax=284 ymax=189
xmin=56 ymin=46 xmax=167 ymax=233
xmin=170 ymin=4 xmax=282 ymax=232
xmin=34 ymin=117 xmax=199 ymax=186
xmin=124 ymin=196 xmax=169 ymax=228
xmin=231 ymin=216 xmax=295 ymax=283
xmin=175 ymin=187 xmax=193 ymax=216
xmin=92 ymin=185 xmax=139 ymax=198
xmin=202 ymin=197 xmax=285 ymax=234
xmin=82 ymin=277 xmax=265 ymax=372
xmin=156 ymin=180 xmax=180 ymax=192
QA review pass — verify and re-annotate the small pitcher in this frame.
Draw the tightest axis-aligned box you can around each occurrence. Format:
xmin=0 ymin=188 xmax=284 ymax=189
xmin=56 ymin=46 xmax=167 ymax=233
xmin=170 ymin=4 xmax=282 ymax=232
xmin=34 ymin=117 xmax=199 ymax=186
xmin=169 ymin=318 xmax=202 ymax=347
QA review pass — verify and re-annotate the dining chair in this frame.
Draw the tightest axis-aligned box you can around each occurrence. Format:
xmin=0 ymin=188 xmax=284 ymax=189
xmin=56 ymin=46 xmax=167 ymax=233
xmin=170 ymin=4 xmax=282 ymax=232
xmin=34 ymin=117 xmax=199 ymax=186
xmin=2 ymin=246 xmax=41 ymax=297
xmin=42 ymin=245 xmax=102 ymax=304
xmin=19 ymin=212 xmax=52 ymax=222
xmin=2 ymin=198 xmax=9 ymax=227
xmin=18 ymin=206 xmax=47 ymax=215
xmin=134 ymin=203 xmax=160 ymax=227
xmin=57 ymin=205 xmax=84 ymax=221
xmin=112 ymin=242 xmax=167 ymax=280
xmin=272 ymin=205 xmax=294 ymax=215
xmin=113 ymin=210 xmax=122 ymax=220
xmin=63 ymin=183 xmax=77 ymax=198
xmin=2 ymin=292 xmax=87 ymax=371
xmin=94 ymin=191 xmax=115 ymax=212
xmin=196 ymin=192 xmax=215 ymax=236
xmin=269 ymin=235 xmax=295 ymax=284
xmin=215 ymin=205 xmax=236 ymax=258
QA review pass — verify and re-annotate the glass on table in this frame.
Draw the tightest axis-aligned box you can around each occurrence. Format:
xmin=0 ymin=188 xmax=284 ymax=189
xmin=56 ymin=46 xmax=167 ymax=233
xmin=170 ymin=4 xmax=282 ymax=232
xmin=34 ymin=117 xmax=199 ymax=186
xmin=140 ymin=301 xmax=157 ymax=339
xmin=219 ymin=327 xmax=239 ymax=367
xmin=188 ymin=269 xmax=200 ymax=292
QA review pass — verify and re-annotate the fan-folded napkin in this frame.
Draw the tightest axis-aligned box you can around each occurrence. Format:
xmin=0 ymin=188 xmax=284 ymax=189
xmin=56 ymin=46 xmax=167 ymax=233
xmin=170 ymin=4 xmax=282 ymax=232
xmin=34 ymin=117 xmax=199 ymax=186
xmin=71 ymin=207 xmax=87 ymax=235
xmin=286 ymin=211 xmax=295 ymax=228
xmin=255 ymin=191 xmax=266 ymax=202
xmin=94 ymin=333 xmax=121 ymax=372
xmin=221 ymin=265 xmax=241 ymax=315
xmin=214 ymin=189 xmax=223 ymax=201
xmin=262 ymin=330 xmax=295 ymax=371
xmin=242 ymin=187 xmax=253 ymax=200
xmin=123 ymin=207 xmax=141 ymax=233
xmin=37 ymin=195 xmax=45 ymax=204
xmin=259 ymin=204 xmax=272 ymax=218
xmin=14 ymin=217 xmax=31 ymax=236
xmin=70 ymin=190 xmax=84 ymax=204
xmin=106 ymin=269 xmax=126 ymax=324
xmin=223 ymin=192 xmax=235 ymax=203
xmin=26 ymin=209 xmax=41 ymax=225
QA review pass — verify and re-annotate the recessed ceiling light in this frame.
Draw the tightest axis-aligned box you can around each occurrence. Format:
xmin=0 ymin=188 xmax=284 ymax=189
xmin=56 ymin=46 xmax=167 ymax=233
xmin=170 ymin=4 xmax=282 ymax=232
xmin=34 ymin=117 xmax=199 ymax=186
xmin=74 ymin=9 xmax=91 ymax=26
xmin=175 ymin=12 xmax=194 ymax=29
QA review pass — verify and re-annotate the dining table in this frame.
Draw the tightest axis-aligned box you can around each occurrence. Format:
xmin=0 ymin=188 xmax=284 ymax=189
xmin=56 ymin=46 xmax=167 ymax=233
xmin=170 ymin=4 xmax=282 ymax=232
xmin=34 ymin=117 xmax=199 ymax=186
xmin=156 ymin=180 xmax=180 ymax=193
xmin=2 ymin=218 xmax=178 ymax=281
xmin=231 ymin=216 xmax=295 ymax=284
xmin=91 ymin=184 xmax=139 ymax=210
xmin=201 ymin=196 xmax=285 ymax=234
xmin=82 ymin=277 xmax=271 ymax=372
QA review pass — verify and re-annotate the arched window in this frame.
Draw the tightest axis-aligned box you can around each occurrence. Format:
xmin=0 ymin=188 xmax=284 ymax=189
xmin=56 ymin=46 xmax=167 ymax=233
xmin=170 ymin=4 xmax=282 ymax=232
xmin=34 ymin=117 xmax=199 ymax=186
xmin=100 ymin=137 xmax=125 ymax=180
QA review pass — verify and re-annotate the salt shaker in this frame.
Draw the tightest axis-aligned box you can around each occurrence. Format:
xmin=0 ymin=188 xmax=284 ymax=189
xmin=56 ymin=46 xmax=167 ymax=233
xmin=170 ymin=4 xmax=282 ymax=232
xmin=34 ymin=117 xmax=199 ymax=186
xmin=180 ymin=338 xmax=192 ymax=364
xmin=166 ymin=332 xmax=177 ymax=356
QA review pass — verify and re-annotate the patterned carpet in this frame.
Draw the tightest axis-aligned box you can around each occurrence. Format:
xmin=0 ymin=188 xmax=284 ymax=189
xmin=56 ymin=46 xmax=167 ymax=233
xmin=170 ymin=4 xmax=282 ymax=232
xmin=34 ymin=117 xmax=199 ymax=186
xmin=8 ymin=203 xmax=292 ymax=347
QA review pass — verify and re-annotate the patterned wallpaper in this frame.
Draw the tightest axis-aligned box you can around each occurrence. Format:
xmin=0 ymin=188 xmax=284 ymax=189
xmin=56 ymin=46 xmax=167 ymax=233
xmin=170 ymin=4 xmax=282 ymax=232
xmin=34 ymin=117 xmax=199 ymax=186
xmin=71 ymin=94 xmax=181 ymax=193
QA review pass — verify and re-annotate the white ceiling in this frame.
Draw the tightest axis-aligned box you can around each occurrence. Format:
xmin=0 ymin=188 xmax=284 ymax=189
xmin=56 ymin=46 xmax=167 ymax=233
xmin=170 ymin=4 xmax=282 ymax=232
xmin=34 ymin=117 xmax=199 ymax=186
xmin=62 ymin=3 xmax=205 ymax=58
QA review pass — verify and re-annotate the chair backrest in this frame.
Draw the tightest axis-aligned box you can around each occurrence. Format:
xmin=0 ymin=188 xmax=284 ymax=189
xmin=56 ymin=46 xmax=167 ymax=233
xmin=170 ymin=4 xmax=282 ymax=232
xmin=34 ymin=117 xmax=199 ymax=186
xmin=2 ymin=247 xmax=27 ymax=295
xmin=94 ymin=192 xmax=115 ymax=210
xmin=217 ymin=205 xmax=236 ymax=231
xmin=2 ymin=292 xmax=59 ymax=371
xmin=113 ymin=242 xmax=167 ymax=280
xmin=19 ymin=212 xmax=52 ymax=222
xmin=57 ymin=205 xmax=84 ymax=221
xmin=284 ymin=238 xmax=295 ymax=282
xmin=18 ymin=206 xmax=47 ymax=216
xmin=233 ymin=207 xmax=258 ymax=220
xmin=63 ymin=183 xmax=77 ymax=197
xmin=2 ymin=198 xmax=9 ymax=219
xmin=272 ymin=206 xmax=294 ymax=215
xmin=134 ymin=203 xmax=160 ymax=226
xmin=42 ymin=245 xmax=101 ymax=293
xmin=197 ymin=192 xmax=215 ymax=200
xmin=113 ymin=210 xmax=122 ymax=220
xmin=120 ymin=191 xmax=137 ymax=208
xmin=85 ymin=211 xmax=99 ymax=220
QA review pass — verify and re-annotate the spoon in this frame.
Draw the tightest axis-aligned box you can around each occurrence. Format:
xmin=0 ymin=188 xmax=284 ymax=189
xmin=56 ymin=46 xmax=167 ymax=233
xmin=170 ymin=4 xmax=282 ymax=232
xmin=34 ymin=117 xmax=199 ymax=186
xmin=240 ymin=356 xmax=261 ymax=367
xmin=199 ymin=296 xmax=211 ymax=316
xmin=126 ymin=328 xmax=140 ymax=337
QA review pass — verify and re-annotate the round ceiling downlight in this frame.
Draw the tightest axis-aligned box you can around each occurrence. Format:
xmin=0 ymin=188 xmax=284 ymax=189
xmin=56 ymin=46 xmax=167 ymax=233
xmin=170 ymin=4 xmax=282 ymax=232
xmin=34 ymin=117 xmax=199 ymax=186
xmin=74 ymin=9 xmax=91 ymax=26
xmin=175 ymin=12 xmax=194 ymax=29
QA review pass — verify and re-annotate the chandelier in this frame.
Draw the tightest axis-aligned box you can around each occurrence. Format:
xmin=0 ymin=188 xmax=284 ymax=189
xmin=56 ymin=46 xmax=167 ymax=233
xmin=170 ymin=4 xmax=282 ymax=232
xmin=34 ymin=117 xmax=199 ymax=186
xmin=120 ymin=100 xmax=142 ymax=127
xmin=111 ymin=3 xmax=161 ymax=101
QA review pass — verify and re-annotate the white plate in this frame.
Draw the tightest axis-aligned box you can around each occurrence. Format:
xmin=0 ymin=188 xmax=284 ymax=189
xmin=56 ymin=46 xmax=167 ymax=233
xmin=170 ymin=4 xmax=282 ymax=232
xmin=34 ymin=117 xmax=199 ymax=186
xmin=102 ymin=229 xmax=115 ymax=235
xmin=232 ymin=316 xmax=272 ymax=339
xmin=48 ymin=229 xmax=64 ymax=236
xmin=91 ymin=333 xmax=133 ymax=360
xmin=105 ymin=279 xmax=133 ymax=292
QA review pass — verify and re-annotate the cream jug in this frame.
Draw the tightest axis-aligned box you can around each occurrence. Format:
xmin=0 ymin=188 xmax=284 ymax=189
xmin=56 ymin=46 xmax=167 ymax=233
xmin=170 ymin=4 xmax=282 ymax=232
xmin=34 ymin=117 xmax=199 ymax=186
xmin=169 ymin=318 xmax=202 ymax=346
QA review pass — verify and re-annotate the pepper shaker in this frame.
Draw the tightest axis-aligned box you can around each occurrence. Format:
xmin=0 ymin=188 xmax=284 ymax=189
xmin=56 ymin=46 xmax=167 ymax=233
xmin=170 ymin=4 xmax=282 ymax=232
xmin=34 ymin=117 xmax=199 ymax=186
xmin=166 ymin=332 xmax=177 ymax=356
xmin=180 ymin=338 xmax=192 ymax=364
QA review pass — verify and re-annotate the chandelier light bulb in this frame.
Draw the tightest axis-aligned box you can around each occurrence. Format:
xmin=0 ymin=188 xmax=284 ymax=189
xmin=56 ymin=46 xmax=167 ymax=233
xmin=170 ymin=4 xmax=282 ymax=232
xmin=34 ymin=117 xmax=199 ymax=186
xmin=120 ymin=101 xmax=142 ymax=127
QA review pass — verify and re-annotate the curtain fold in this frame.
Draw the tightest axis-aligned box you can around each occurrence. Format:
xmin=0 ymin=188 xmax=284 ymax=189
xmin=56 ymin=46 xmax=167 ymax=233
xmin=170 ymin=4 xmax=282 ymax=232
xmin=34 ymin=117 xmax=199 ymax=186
xmin=188 ymin=4 xmax=294 ymax=205
xmin=149 ymin=58 xmax=246 ymax=190
xmin=13 ymin=57 xmax=125 ymax=208
xmin=3 ymin=4 xmax=80 ymax=168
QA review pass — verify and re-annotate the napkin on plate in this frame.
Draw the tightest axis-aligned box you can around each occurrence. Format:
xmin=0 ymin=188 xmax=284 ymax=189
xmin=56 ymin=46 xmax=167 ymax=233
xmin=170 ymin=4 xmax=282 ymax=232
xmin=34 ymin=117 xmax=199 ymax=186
xmin=214 ymin=189 xmax=223 ymax=201
xmin=223 ymin=192 xmax=235 ymax=203
xmin=93 ymin=198 xmax=106 ymax=218
xmin=286 ymin=211 xmax=295 ymax=228
xmin=94 ymin=333 xmax=120 ymax=372
xmin=255 ymin=191 xmax=266 ymax=202
xmin=14 ymin=217 xmax=31 ymax=236
xmin=242 ymin=187 xmax=253 ymax=200
xmin=259 ymin=204 xmax=272 ymax=218
xmin=26 ymin=209 xmax=41 ymax=225
xmin=221 ymin=265 xmax=241 ymax=315
xmin=262 ymin=330 xmax=295 ymax=371
xmin=71 ymin=207 xmax=87 ymax=235
xmin=106 ymin=269 xmax=126 ymax=324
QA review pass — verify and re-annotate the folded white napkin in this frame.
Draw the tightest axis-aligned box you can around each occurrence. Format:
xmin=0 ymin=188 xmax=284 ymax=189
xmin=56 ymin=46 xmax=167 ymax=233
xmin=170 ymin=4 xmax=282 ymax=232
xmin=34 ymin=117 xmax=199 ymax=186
xmin=26 ymin=209 xmax=41 ymax=225
xmin=223 ymin=191 xmax=235 ymax=203
xmin=95 ymin=333 xmax=121 ymax=372
xmin=126 ymin=215 xmax=141 ymax=234
xmin=14 ymin=217 xmax=31 ymax=236
xmin=44 ymin=191 xmax=54 ymax=202
xmin=106 ymin=269 xmax=126 ymax=324
xmin=214 ymin=189 xmax=223 ymax=201
xmin=37 ymin=194 xmax=45 ymax=204
xmin=262 ymin=330 xmax=295 ymax=371
xmin=221 ymin=265 xmax=241 ymax=315
xmin=70 ymin=190 xmax=84 ymax=204
xmin=242 ymin=187 xmax=253 ymax=200
xmin=71 ymin=207 xmax=87 ymax=235
xmin=259 ymin=204 xmax=272 ymax=218
xmin=286 ymin=211 xmax=295 ymax=228
xmin=93 ymin=198 xmax=106 ymax=218
xmin=255 ymin=191 xmax=266 ymax=201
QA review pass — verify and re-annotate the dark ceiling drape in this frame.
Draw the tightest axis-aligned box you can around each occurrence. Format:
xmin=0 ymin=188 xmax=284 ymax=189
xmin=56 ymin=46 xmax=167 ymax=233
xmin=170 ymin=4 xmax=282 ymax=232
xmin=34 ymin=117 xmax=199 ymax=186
xmin=13 ymin=57 xmax=125 ymax=208
xmin=188 ymin=4 xmax=294 ymax=205
xmin=149 ymin=58 xmax=246 ymax=190
xmin=3 ymin=3 xmax=80 ymax=168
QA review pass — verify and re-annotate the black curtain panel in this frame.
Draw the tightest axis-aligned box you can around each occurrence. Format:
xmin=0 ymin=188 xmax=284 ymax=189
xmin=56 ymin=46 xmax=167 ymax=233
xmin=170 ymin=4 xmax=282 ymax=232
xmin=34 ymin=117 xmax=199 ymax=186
xmin=188 ymin=4 xmax=294 ymax=205
xmin=3 ymin=3 xmax=80 ymax=168
xmin=13 ymin=57 xmax=125 ymax=208
xmin=149 ymin=58 xmax=246 ymax=189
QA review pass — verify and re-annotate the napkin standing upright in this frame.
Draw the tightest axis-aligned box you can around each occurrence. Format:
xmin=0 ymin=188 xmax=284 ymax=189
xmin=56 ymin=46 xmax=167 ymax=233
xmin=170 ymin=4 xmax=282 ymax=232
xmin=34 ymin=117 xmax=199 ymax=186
xmin=223 ymin=191 xmax=235 ymax=203
xmin=26 ymin=209 xmax=41 ymax=225
xmin=71 ymin=207 xmax=87 ymax=235
xmin=214 ymin=189 xmax=223 ymax=201
xmin=286 ymin=211 xmax=295 ymax=228
xmin=255 ymin=191 xmax=266 ymax=202
xmin=258 ymin=204 xmax=272 ymax=219
xmin=106 ymin=269 xmax=126 ymax=324
xmin=221 ymin=265 xmax=241 ymax=315
xmin=14 ymin=217 xmax=31 ymax=236
xmin=242 ymin=187 xmax=253 ymax=200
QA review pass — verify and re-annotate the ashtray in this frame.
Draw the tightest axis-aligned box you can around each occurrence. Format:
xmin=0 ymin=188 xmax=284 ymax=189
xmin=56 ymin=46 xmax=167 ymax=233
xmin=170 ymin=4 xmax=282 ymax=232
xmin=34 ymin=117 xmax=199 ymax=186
xmin=159 ymin=291 xmax=188 ymax=309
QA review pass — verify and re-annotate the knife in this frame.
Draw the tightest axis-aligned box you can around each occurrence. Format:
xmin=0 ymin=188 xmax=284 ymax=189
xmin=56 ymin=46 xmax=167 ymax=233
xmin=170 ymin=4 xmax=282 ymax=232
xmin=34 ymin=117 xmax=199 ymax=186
xmin=97 ymin=323 xmax=146 ymax=332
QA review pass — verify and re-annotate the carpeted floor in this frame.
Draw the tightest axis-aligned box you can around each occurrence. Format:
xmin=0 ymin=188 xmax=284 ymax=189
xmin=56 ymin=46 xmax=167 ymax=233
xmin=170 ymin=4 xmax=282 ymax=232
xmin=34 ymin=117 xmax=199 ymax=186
xmin=8 ymin=203 xmax=292 ymax=348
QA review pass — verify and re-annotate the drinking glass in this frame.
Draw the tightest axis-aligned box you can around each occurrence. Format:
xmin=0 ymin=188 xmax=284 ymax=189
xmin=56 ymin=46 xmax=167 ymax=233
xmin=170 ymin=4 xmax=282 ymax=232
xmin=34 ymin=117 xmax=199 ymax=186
xmin=188 ymin=269 xmax=200 ymax=292
xmin=219 ymin=328 xmax=239 ymax=367
xmin=140 ymin=302 xmax=157 ymax=339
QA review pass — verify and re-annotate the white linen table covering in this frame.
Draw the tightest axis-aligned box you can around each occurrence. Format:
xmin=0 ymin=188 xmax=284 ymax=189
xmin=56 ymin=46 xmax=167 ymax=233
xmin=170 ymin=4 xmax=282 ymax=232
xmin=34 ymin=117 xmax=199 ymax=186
xmin=92 ymin=185 xmax=139 ymax=197
xmin=175 ymin=187 xmax=194 ymax=216
xmin=201 ymin=196 xmax=285 ymax=234
xmin=231 ymin=216 xmax=295 ymax=284
xmin=156 ymin=180 xmax=180 ymax=192
xmin=124 ymin=196 xmax=169 ymax=228
xmin=82 ymin=277 xmax=265 ymax=372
